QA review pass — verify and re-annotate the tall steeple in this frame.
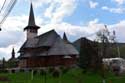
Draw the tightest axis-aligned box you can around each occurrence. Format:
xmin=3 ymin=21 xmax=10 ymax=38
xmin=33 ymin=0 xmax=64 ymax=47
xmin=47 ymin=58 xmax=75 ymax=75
xmin=28 ymin=3 xmax=36 ymax=26
xmin=24 ymin=3 xmax=40 ymax=39
xmin=63 ymin=32 xmax=69 ymax=43
xmin=11 ymin=48 xmax=15 ymax=59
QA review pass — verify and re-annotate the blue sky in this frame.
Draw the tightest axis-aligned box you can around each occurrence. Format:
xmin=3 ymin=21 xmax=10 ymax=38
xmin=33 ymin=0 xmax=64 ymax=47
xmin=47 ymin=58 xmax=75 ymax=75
xmin=0 ymin=0 xmax=125 ymax=60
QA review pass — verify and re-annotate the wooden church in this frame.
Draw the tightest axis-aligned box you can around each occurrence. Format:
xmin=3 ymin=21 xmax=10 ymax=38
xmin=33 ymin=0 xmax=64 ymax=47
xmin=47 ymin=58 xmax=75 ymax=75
xmin=18 ymin=3 xmax=79 ymax=68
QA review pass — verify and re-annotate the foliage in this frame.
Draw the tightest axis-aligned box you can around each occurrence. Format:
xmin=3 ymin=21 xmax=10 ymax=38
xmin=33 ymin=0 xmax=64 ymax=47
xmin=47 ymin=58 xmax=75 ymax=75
xmin=61 ymin=67 xmax=69 ymax=74
xmin=5 ymin=60 xmax=18 ymax=68
xmin=48 ymin=67 xmax=55 ymax=74
xmin=52 ymin=69 xmax=60 ymax=78
xmin=39 ymin=69 xmax=47 ymax=76
xmin=108 ymin=45 xmax=125 ymax=58
xmin=0 ymin=68 xmax=124 ymax=83
xmin=78 ymin=38 xmax=101 ymax=72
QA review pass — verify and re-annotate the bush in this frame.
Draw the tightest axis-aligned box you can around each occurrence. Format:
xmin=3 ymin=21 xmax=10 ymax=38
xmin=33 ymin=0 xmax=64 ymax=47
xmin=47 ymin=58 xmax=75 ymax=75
xmin=40 ymin=69 xmax=47 ymax=76
xmin=20 ymin=69 xmax=24 ymax=72
xmin=0 ymin=69 xmax=8 ymax=73
xmin=33 ymin=70 xmax=38 ymax=75
xmin=48 ymin=67 xmax=55 ymax=73
xmin=61 ymin=67 xmax=69 ymax=74
xmin=11 ymin=70 xmax=15 ymax=73
xmin=52 ymin=69 xmax=60 ymax=78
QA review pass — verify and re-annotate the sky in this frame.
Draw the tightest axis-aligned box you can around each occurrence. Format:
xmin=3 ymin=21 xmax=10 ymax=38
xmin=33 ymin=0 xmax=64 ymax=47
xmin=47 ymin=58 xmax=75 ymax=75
xmin=0 ymin=0 xmax=125 ymax=60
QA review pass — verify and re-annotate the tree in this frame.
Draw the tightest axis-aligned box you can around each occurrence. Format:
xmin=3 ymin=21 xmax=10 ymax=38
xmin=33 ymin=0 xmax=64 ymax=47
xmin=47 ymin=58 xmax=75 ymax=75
xmin=78 ymin=38 xmax=100 ymax=72
xmin=2 ymin=57 xmax=5 ymax=69
xmin=95 ymin=25 xmax=116 ymax=83
xmin=79 ymin=38 xmax=92 ymax=72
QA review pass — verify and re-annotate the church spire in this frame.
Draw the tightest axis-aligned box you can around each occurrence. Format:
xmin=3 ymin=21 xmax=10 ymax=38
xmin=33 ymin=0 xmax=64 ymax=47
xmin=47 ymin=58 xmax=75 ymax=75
xmin=24 ymin=3 xmax=40 ymax=31
xmin=28 ymin=3 xmax=35 ymax=26
xmin=12 ymin=48 xmax=15 ymax=59
xmin=63 ymin=32 xmax=69 ymax=43
xmin=24 ymin=3 xmax=40 ymax=39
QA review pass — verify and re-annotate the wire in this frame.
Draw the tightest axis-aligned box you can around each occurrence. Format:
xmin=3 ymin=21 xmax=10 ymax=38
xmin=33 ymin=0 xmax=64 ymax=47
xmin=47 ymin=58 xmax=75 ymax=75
xmin=0 ymin=0 xmax=17 ymax=27
xmin=0 ymin=0 xmax=7 ymax=30
xmin=0 ymin=0 xmax=7 ymax=14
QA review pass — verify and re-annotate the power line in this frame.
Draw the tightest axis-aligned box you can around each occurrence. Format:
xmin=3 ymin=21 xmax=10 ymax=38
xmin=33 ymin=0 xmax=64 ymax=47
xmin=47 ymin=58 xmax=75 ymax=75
xmin=0 ymin=0 xmax=7 ymax=31
xmin=0 ymin=0 xmax=7 ymax=14
xmin=0 ymin=0 xmax=17 ymax=24
xmin=0 ymin=0 xmax=17 ymax=29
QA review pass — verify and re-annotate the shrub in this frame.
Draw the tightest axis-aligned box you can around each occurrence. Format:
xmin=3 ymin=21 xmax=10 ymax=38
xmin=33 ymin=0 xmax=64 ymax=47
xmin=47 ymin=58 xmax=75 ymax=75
xmin=33 ymin=70 xmax=37 ymax=75
xmin=61 ymin=67 xmax=69 ymax=74
xmin=40 ymin=69 xmax=47 ymax=76
xmin=52 ymin=69 xmax=60 ymax=78
xmin=20 ymin=69 xmax=24 ymax=72
xmin=48 ymin=67 xmax=55 ymax=73
xmin=0 ymin=69 xmax=8 ymax=73
xmin=11 ymin=70 xmax=15 ymax=73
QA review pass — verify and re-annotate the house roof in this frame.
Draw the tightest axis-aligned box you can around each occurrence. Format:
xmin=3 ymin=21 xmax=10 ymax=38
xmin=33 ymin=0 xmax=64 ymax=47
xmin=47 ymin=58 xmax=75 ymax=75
xmin=48 ymin=37 xmax=79 ymax=55
xmin=19 ymin=30 xmax=59 ymax=51
xmin=36 ymin=30 xmax=59 ymax=47
xmin=19 ymin=37 xmax=38 ymax=51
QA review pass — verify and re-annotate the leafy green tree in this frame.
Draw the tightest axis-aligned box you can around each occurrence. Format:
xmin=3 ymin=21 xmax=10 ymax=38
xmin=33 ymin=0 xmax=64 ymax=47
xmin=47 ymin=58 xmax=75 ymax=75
xmin=95 ymin=25 xmax=117 ymax=83
xmin=79 ymin=38 xmax=100 ymax=72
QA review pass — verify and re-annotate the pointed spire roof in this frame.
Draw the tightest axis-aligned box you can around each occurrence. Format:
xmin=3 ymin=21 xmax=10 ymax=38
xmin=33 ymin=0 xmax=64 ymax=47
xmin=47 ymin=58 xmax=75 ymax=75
xmin=12 ymin=48 xmax=15 ymax=54
xmin=28 ymin=3 xmax=35 ymax=26
xmin=63 ymin=32 xmax=69 ymax=43
xmin=24 ymin=3 xmax=40 ymax=31
xmin=12 ymin=48 xmax=15 ymax=58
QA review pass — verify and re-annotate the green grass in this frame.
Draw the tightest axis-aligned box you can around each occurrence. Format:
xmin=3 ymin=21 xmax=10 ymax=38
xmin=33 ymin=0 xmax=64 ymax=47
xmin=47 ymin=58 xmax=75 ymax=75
xmin=0 ymin=68 xmax=125 ymax=83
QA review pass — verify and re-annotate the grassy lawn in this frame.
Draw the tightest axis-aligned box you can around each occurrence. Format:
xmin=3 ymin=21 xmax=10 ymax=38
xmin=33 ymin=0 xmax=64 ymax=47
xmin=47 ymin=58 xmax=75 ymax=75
xmin=0 ymin=68 xmax=124 ymax=83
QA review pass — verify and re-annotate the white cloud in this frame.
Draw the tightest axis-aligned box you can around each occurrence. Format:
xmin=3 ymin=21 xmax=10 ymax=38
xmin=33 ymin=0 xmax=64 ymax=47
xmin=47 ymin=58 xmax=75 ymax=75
xmin=39 ymin=23 xmax=87 ymax=37
xmin=25 ymin=0 xmax=77 ymax=23
xmin=24 ymin=0 xmax=51 ymax=8
xmin=109 ymin=20 xmax=125 ymax=42
xmin=23 ymin=0 xmax=77 ymax=23
xmin=0 ymin=0 xmax=11 ymax=7
xmin=113 ymin=0 xmax=125 ymax=5
xmin=0 ymin=41 xmax=22 ymax=60
xmin=0 ymin=0 xmax=4 ymax=7
xmin=89 ymin=1 xmax=98 ymax=8
xmin=102 ymin=6 xmax=125 ymax=14
xmin=38 ymin=18 xmax=105 ymax=41
xmin=44 ymin=0 xmax=77 ymax=23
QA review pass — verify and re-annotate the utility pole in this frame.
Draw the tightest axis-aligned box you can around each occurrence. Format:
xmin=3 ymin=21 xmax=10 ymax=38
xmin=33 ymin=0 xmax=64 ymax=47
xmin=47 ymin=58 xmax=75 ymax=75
xmin=101 ymin=29 xmax=106 ymax=83
xmin=117 ymin=46 xmax=120 ymax=58
xmin=97 ymin=25 xmax=109 ymax=83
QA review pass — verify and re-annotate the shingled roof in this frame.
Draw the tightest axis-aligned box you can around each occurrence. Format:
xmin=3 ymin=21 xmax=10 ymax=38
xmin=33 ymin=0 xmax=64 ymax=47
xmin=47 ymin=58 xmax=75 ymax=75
xmin=36 ymin=30 xmax=59 ymax=47
xmin=48 ymin=37 xmax=79 ymax=55
xmin=19 ymin=30 xmax=59 ymax=51
xmin=19 ymin=29 xmax=79 ymax=57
